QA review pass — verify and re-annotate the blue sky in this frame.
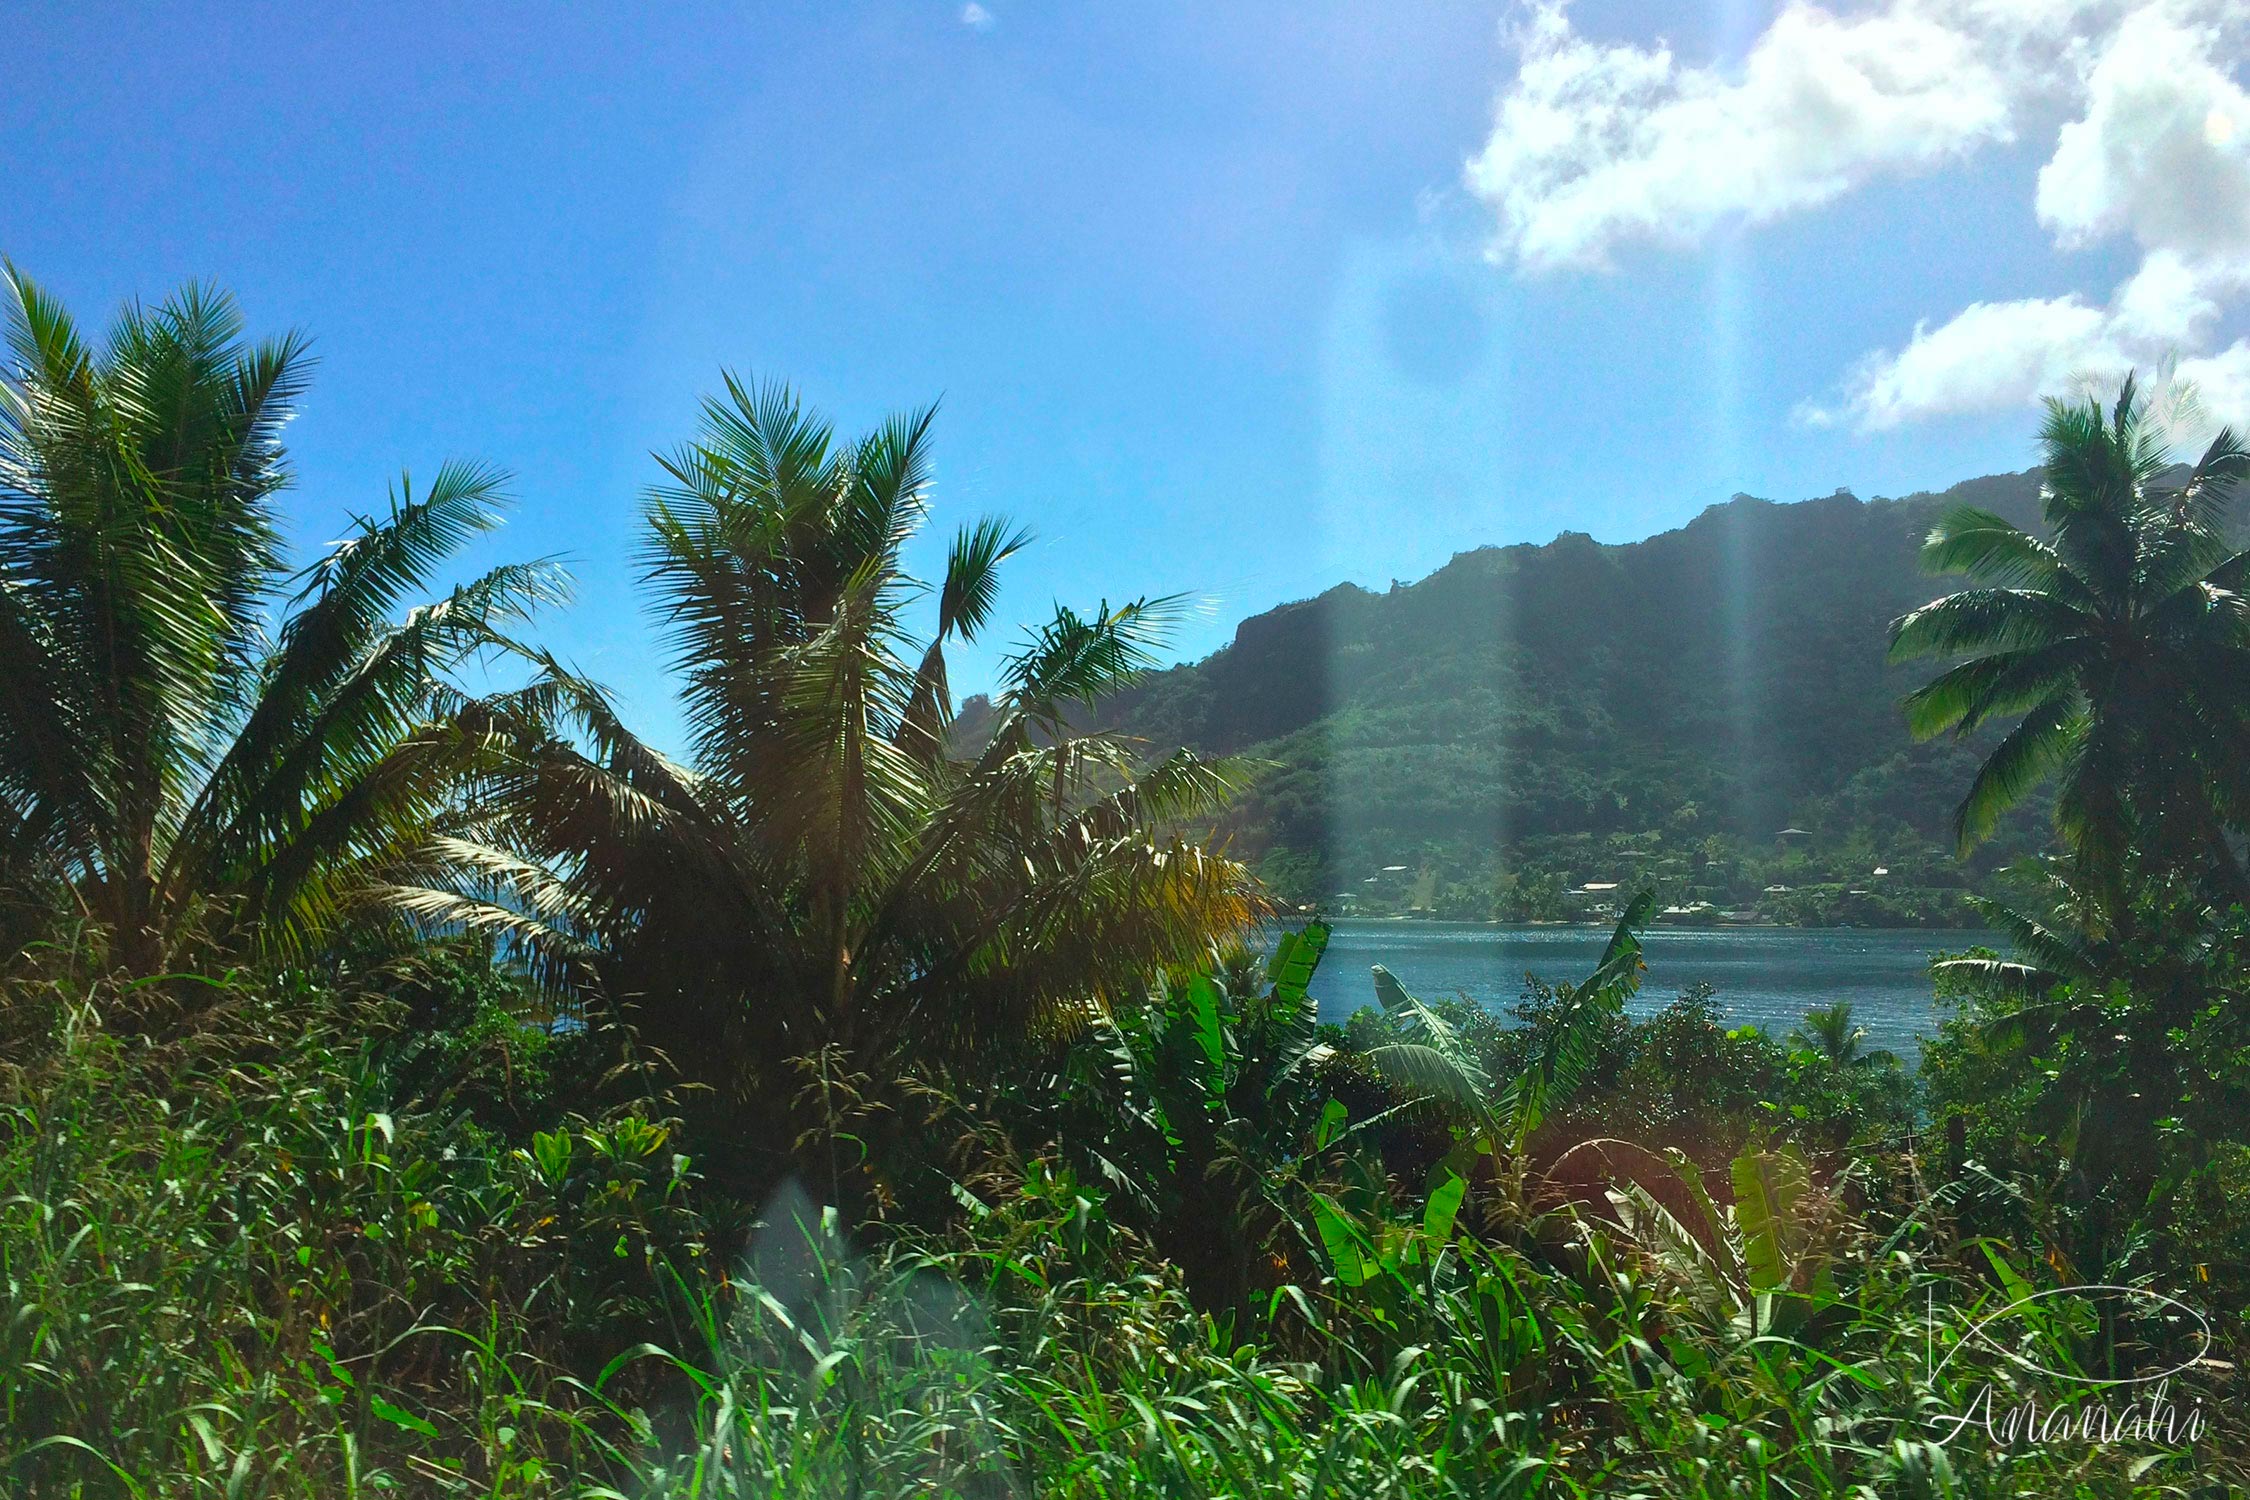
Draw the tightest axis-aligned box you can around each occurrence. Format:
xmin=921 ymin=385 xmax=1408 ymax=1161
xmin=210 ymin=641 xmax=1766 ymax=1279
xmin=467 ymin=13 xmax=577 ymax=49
xmin=8 ymin=2 xmax=2248 ymax=744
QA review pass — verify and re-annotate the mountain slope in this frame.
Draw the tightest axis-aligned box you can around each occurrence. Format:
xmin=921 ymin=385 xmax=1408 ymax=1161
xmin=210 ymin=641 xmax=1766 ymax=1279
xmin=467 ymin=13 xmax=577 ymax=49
xmin=1023 ymin=470 xmax=2056 ymax=920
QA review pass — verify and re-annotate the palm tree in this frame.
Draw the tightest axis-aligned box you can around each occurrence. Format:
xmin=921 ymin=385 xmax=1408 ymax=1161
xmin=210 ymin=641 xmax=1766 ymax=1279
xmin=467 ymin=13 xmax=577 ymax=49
xmin=0 ymin=268 xmax=558 ymax=984
xmin=411 ymin=376 xmax=1260 ymax=1205
xmin=1786 ymin=1003 xmax=1893 ymax=1069
xmin=1888 ymin=375 xmax=2250 ymax=897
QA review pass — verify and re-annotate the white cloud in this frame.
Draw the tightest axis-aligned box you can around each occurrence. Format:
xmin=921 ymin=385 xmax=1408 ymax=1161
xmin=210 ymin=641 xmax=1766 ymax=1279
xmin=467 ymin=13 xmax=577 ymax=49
xmin=2113 ymin=249 xmax=2228 ymax=343
xmin=2036 ymin=7 xmax=2250 ymax=259
xmin=1469 ymin=2 xmax=2250 ymax=429
xmin=960 ymin=2 xmax=994 ymax=32
xmin=1824 ymin=6 xmax=2250 ymax=428
xmin=2177 ymin=339 xmax=2250 ymax=426
xmin=1467 ymin=2 xmax=2034 ymax=272
xmin=1820 ymin=295 xmax=2124 ymax=429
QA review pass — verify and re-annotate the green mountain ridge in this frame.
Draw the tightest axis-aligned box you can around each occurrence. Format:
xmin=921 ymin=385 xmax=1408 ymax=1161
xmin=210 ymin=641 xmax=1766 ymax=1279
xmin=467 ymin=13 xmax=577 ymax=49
xmin=973 ymin=470 xmax=2058 ymax=923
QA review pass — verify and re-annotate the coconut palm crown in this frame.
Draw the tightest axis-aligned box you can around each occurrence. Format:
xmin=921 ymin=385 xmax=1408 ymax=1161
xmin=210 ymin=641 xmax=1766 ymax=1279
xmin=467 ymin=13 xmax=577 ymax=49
xmin=0 ymin=268 xmax=560 ymax=980
xmin=412 ymin=377 xmax=1262 ymax=1198
xmin=1888 ymin=374 xmax=2250 ymax=896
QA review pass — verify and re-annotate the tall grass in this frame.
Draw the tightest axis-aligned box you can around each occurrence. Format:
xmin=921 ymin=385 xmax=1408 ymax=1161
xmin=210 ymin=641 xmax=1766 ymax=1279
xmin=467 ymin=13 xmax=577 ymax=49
xmin=605 ymin=1171 xmax=2242 ymax=1498
xmin=0 ymin=969 xmax=687 ymax=1496
xmin=0 ymin=966 xmax=2238 ymax=1497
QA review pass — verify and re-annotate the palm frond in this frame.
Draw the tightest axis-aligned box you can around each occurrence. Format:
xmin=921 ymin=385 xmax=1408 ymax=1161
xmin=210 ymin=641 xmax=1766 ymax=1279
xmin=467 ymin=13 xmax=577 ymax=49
xmin=1002 ymin=595 xmax=1186 ymax=725
xmin=1888 ymin=589 xmax=2084 ymax=666
xmin=1899 ymin=643 xmax=2086 ymax=740
xmin=938 ymin=515 xmax=1031 ymax=643
xmin=1917 ymin=508 xmax=2069 ymax=593
xmin=1950 ymin=693 xmax=2084 ymax=850
xmin=2158 ymin=424 xmax=2249 ymax=532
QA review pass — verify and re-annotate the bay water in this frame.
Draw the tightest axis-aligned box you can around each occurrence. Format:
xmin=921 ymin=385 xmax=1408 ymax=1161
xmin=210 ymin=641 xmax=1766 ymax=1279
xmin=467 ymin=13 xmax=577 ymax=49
xmin=1311 ymin=921 xmax=1992 ymax=1056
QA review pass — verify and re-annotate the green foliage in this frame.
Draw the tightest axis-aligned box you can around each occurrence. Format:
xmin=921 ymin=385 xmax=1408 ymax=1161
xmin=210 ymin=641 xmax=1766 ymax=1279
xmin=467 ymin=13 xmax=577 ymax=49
xmin=0 ymin=966 xmax=710 ymax=1495
xmin=358 ymin=939 xmax=608 ymax=1140
xmin=2 ymin=301 xmax=2243 ymax=1499
xmin=6 ymin=962 xmax=2238 ymax=1497
xmin=1264 ymin=919 xmax=1329 ymax=1006
xmin=1027 ymin=928 xmax=1365 ymax=1316
xmin=1925 ymin=883 xmax=2250 ymax=1330
xmin=1498 ymin=890 xmax=1653 ymax=1149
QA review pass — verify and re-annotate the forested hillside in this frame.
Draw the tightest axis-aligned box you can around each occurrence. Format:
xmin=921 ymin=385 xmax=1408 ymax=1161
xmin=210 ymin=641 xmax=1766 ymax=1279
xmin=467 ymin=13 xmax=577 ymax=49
xmin=1015 ymin=472 xmax=2058 ymax=922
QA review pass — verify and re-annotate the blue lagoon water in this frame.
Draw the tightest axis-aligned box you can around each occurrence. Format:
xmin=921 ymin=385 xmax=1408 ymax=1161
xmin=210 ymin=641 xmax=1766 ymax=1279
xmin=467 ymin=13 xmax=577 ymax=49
xmin=1310 ymin=922 xmax=1990 ymax=1056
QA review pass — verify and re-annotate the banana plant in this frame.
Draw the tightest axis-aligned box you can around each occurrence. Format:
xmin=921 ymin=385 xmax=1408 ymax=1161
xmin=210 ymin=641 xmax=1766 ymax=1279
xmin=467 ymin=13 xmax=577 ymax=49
xmin=1264 ymin=920 xmax=1329 ymax=1008
xmin=1601 ymin=1141 xmax=1850 ymax=1346
xmin=1358 ymin=891 xmax=1655 ymax=1225
xmin=1049 ymin=920 xmax=1382 ymax=1314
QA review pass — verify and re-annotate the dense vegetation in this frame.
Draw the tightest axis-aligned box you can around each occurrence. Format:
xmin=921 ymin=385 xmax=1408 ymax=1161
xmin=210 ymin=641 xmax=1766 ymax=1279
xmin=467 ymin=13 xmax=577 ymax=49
xmin=3 ymin=274 xmax=2246 ymax=1496
xmin=1014 ymin=473 xmax=2086 ymax=924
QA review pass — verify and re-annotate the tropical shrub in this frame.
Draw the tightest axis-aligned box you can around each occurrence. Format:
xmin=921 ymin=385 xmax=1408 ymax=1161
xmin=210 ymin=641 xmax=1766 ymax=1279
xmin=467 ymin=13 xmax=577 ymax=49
xmin=0 ymin=963 xmax=705 ymax=1495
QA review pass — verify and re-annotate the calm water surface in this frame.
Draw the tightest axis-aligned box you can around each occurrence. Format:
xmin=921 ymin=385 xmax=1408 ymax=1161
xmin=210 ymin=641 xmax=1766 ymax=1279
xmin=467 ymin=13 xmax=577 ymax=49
xmin=1311 ymin=922 xmax=1991 ymax=1055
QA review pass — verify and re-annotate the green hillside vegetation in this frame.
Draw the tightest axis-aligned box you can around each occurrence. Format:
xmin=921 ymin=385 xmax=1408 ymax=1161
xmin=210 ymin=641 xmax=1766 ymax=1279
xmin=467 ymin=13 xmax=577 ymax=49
xmin=1017 ymin=475 xmax=2067 ymax=925
xmin=4 ymin=273 xmax=2248 ymax=1496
